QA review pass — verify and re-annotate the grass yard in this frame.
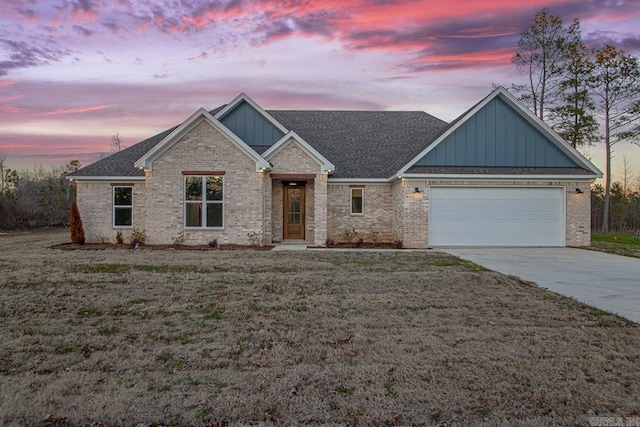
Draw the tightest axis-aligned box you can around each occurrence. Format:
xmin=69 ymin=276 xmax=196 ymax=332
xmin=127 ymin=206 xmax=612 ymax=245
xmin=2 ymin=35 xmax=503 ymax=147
xmin=589 ymin=232 xmax=640 ymax=259
xmin=1 ymin=231 xmax=639 ymax=426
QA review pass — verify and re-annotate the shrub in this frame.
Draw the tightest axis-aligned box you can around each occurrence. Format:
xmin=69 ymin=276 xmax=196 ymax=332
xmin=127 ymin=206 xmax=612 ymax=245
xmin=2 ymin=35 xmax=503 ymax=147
xmin=394 ymin=240 xmax=403 ymax=249
xmin=344 ymin=228 xmax=363 ymax=247
xmin=247 ymin=231 xmax=262 ymax=247
xmin=368 ymin=231 xmax=380 ymax=244
xmin=116 ymin=230 xmax=124 ymax=244
xmin=172 ymin=231 xmax=190 ymax=246
xmin=69 ymin=201 xmax=85 ymax=245
xmin=130 ymin=228 xmax=147 ymax=247
xmin=341 ymin=229 xmax=356 ymax=243
xmin=208 ymin=239 xmax=218 ymax=248
xmin=325 ymin=238 xmax=336 ymax=247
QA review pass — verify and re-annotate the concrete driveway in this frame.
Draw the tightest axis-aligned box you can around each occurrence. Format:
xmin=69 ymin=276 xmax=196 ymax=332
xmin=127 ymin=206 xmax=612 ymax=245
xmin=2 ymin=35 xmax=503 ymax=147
xmin=441 ymin=247 xmax=640 ymax=324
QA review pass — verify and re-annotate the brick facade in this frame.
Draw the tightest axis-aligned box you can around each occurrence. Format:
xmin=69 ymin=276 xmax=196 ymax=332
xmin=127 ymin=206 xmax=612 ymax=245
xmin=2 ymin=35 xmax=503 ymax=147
xmin=396 ymin=179 xmax=593 ymax=248
xmin=76 ymin=181 xmax=146 ymax=243
xmin=75 ymin=124 xmax=593 ymax=249
xmin=326 ymin=183 xmax=395 ymax=243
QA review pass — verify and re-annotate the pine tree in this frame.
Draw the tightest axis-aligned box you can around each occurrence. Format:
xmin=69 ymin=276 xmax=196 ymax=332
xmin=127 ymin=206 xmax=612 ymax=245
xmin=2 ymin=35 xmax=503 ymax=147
xmin=549 ymin=20 xmax=599 ymax=148
xmin=591 ymin=45 xmax=640 ymax=232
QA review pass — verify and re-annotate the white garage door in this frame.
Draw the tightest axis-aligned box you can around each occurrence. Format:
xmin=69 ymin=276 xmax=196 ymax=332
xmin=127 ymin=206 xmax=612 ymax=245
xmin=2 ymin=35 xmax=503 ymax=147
xmin=429 ymin=187 xmax=565 ymax=247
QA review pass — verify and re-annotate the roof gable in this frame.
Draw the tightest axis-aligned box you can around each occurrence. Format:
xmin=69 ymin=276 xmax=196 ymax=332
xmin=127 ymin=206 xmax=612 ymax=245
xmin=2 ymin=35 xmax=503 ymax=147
xmin=263 ymin=131 xmax=336 ymax=173
xmin=215 ymin=93 xmax=288 ymax=147
xmin=134 ymin=108 xmax=270 ymax=171
xmin=400 ymin=87 xmax=602 ymax=177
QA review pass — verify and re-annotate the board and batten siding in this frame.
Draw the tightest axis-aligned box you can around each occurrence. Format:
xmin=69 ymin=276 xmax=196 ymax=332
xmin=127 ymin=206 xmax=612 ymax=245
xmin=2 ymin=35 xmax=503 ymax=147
xmin=415 ymin=97 xmax=578 ymax=168
xmin=218 ymin=100 xmax=285 ymax=147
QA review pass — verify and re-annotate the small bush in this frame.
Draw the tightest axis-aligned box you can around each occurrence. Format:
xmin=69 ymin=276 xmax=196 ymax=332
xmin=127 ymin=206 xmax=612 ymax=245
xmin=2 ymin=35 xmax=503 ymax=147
xmin=342 ymin=229 xmax=356 ymax=243
xmin=368 ymin=231 xmax=380 ymax=244
xmin=247 ymin=231 xmax=262 ymax=247
xmin=130 ymin=228 xmax=147 ymax=247
xmin=394 ymin=240 xmax=403 ymax=249
xmin=354 ymin=237 xmax=364 ymax=248
xmin=172 ymin=231 xmax=190 ymax=246
xmin=70 ymin=201 xmax=85 ymax=245
xmin=208 ymin=239 xmax=218 ymax=248
xmin=325 ymin=238 xmax=336 ymax=247
xmin=116 ymin=230 xmax=124 ymax=244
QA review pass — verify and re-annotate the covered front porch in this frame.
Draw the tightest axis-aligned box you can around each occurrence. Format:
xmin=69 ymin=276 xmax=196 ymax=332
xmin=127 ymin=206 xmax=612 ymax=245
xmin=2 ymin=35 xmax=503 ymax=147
xmin=269 ymin=173 xmax=327 ymax=246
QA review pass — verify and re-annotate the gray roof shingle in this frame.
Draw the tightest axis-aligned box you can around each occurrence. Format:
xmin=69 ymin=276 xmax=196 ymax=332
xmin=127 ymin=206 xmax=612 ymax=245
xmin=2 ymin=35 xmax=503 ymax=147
xmin=268 ymin=110 xmax=447 ymax=179
xmin=68 ymin=126 xmax=176 ymax=178
xmin=68 ymin=108 xmax=448 ymax=179
xmin=68 ymin=105 xmax=227 ymax=179
xmin=67 ymin=102 xmax=595 ymax=180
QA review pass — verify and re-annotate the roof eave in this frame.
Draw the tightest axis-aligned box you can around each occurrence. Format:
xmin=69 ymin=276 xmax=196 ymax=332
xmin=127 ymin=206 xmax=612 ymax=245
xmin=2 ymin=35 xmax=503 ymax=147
xmin=66 ymin=175 xmax=146 ymax=181
xmin=400 ymin=173 xmax=600 ymax=180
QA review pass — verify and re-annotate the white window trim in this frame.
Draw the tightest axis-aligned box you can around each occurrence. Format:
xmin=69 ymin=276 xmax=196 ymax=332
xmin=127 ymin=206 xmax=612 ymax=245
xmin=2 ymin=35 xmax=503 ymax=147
xmin=350 ymin=187 xmax=364 ymax=216
xmin=113 ymin=186 xmax=133 ymax=228
xmin=184 ymin=175 xmax=225 ymax=229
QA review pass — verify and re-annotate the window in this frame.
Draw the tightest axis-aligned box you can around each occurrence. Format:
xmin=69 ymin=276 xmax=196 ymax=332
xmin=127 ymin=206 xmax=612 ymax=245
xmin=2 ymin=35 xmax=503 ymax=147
xmin=350 ymin=187 xmax=363 ymax=215
xmin=113 ymin=186 xmax=133 ymax=227
xmin=185 ymin=175 xmax=224 ymax=228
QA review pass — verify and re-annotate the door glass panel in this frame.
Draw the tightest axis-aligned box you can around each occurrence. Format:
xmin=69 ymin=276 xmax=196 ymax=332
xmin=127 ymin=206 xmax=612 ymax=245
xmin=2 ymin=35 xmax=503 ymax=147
xmin=288 ymin=189 xmax=301 ymax=225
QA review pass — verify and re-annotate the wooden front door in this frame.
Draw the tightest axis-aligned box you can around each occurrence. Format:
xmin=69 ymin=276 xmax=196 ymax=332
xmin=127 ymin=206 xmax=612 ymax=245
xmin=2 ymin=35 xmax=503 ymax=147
xmin=283 ymin=184 xmax=305 ymax=240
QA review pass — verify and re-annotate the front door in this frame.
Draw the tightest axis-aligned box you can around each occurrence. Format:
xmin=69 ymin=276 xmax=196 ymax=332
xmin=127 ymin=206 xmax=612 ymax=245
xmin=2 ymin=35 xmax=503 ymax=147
xmin=283 ymin=184 xmax=305 ymax=240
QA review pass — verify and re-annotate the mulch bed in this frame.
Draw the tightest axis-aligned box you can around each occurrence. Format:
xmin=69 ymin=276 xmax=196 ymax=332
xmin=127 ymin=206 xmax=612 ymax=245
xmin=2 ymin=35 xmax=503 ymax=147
xmin=51 ymin=242 xmax=275 ymax=251
xmin=319 ymin=242 xmax=401 ymax=249
xmin=52 ymin=242 xmax=404 ymax=251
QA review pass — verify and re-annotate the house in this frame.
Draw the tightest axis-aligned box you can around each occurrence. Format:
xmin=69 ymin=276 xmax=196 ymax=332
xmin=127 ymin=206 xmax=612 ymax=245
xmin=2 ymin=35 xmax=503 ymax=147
xmin=67 ymin=86 xmax=602 ymax=248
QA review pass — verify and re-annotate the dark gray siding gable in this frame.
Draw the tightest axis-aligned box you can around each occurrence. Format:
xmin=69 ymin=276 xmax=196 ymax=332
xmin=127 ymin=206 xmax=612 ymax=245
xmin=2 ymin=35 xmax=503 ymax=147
xmin=219 ymin=100 xmax=285 ymax=146
xmin=414 ymin=97 xmax=579 ymax=168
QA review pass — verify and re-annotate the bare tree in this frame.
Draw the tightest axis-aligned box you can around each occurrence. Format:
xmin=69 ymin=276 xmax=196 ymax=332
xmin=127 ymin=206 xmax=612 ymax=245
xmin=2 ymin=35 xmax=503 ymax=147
xmin=0 ymin=151 xmax=6 ymax=194
xmin=620 ymin=154 xmax=636 ymax=196
xmin=512 ymin=8 xmax=568 ymax=120
xmin=111 ymin=133 xmax=124 ymax=152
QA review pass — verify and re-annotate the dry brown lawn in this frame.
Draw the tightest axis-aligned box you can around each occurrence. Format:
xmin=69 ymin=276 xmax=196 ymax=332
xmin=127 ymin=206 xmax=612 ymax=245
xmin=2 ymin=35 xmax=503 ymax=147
xmin=0 ymin=231 xmax=639 ymax=426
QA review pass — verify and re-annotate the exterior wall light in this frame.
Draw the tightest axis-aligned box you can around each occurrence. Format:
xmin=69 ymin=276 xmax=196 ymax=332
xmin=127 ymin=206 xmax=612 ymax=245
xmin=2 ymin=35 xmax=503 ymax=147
xmin=411 ymin=187 xmax=423 ymax=199
xmin=575 ymin=188 xmax=584 ymax=194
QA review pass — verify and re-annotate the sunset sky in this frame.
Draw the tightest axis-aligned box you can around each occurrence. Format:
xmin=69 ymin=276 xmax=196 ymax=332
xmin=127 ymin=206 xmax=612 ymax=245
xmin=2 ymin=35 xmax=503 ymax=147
xmin=1 ymin=0 xmax=640 ymax=180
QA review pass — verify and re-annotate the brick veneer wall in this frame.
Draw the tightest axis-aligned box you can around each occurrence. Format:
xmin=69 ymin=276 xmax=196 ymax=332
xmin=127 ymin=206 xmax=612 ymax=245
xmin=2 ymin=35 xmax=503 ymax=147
xmin=326 ymin=183 xmax=395 ymax=243
xmin=76 ymin=181 xmax=146 ymax=243
xmin=397 ymin=179 xmax=593 ymax=248
xmin=144 ymin=120 xmax=266 ymax=245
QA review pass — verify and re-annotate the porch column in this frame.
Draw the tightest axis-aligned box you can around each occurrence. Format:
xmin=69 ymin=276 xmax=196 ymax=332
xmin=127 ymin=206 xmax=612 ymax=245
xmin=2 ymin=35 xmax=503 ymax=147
xmin=313 ymin=174 xmax=328 ymax=246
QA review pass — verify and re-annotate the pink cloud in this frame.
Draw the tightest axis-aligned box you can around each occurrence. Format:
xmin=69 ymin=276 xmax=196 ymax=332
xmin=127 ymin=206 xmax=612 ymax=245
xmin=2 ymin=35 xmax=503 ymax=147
xmin=0 ymin=105 xmax=29 ymax=113
xmin=42 ymin=104 xmax=115 ymax=116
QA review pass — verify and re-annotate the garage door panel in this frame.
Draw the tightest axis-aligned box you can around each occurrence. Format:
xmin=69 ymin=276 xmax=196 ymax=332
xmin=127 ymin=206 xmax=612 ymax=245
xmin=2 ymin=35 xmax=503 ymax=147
xmin=429 ymin=187 xmax=564 ymax=247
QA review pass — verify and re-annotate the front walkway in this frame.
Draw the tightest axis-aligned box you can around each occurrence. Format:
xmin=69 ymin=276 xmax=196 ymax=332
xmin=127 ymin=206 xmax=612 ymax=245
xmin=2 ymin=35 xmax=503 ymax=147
xmin=272 ymin=243 xmax=309 ymax=251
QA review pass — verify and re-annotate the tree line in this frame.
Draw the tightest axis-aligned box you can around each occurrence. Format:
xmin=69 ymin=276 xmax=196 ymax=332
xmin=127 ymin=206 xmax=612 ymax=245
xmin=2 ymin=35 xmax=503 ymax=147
xmin=510 ymin=8 xmax=640 ymax=233
xmin=0 ymin=155 xmax=80 ymax=230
